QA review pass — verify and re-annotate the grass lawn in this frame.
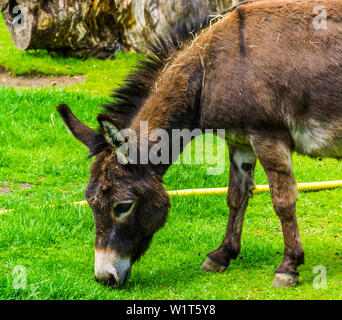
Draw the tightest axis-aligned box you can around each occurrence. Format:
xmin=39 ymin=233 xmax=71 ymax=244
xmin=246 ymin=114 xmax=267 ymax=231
xmin=0 ymin=15 xmax=341 ymax=300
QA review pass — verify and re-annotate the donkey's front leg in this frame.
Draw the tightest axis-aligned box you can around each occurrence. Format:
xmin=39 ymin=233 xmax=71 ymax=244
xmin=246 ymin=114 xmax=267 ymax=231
xmin=201 ymin=145 xmax=256 ymax=272
xmin=250 ymin=131 xmax=304 ymax=288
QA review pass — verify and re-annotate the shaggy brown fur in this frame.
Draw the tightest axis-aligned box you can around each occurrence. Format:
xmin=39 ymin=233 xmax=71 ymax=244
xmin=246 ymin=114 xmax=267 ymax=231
xmin=58 ymin=0 xmax=342 ymax=288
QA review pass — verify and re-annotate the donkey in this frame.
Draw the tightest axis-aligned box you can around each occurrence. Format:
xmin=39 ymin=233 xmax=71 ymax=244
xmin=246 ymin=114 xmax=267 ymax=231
xmin=57 ymin=0 xmax=342 ymax=288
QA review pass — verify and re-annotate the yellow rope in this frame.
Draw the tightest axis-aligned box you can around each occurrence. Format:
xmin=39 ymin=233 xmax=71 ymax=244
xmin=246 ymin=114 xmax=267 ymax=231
xmin=0 ymin=209 xmax=14 ymax=215
xmin=1 ymin=181 xmax=341 ymax=215
xmin=167 ymin=180 xmax=342 ymax=196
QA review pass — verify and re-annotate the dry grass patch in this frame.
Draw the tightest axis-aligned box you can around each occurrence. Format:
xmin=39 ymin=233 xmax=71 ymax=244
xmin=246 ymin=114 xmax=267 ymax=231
xmin=0 ymin=181 xmax=35 ymax=195
xmin=0 ymin=66 xmax=85 ymax=88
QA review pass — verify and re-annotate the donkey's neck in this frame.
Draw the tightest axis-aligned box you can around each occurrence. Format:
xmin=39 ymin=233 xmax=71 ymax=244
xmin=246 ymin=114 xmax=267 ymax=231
xmin=130 ymin=63 xmax=203 ymax=176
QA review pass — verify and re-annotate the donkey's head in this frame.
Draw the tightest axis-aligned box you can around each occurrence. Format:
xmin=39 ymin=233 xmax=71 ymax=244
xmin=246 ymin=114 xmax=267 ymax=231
xmin=57 ymin=104 xmax=170 ymax=287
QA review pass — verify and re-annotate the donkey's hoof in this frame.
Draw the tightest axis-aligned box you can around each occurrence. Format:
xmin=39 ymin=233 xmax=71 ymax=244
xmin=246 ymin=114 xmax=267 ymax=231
xmin=200 ymin=257 xmax=227 ymax=272
xmin=272 ymin=273 xmax=298 ymax=288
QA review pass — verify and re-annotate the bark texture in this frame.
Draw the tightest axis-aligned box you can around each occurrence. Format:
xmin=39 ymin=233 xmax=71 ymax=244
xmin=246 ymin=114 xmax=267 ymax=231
xmin=0 ymin=0 xmax=234 ymax=58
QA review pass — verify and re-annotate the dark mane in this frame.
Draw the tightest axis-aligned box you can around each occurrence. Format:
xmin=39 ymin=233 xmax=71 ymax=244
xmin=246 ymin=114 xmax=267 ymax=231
xmin=99 ymin=15 xmax=218 ymax=129
xmin=91 ymin=11 xmax=235 ymax=157
xmin=98 ymin=2 xmax=255 ymax=133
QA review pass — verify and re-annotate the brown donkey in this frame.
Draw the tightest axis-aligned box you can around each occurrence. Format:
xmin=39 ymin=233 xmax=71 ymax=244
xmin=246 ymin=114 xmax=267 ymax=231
xmin=58 ymin=0 xmax=342 ymax=288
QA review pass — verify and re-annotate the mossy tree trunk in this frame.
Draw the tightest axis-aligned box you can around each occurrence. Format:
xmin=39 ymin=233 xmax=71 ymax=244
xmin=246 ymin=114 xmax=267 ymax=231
xmin=0 ymin=0 xmax=234 ymax=59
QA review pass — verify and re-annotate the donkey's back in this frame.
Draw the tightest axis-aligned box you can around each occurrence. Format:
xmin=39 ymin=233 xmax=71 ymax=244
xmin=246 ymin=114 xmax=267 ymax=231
xmin=201 ymin=0 xmax=342 ymax=158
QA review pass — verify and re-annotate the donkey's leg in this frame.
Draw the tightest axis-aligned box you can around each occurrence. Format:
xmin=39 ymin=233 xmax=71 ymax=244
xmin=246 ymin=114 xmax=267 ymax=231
xmin=201 ymin=144 xmax=256 ymax=272
xmin=250 ymin=131 xmax=304 ymax=288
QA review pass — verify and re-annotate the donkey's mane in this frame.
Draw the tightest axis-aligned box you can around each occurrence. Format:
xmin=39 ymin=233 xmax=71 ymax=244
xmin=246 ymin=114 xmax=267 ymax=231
xmin=92 ymin=5 xmax=245 ymax=157
xmin=100 ymin=15 xmax=215 ymax=128
xmin=89 ymin=15 xmax=220 ymax=157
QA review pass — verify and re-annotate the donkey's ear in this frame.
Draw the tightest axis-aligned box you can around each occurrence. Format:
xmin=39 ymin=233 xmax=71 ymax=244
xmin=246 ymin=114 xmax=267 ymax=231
xmin=57 ymin=104 xmax=107 ymax=155
xmin=98 ymin=115 xmax=125 ymax=149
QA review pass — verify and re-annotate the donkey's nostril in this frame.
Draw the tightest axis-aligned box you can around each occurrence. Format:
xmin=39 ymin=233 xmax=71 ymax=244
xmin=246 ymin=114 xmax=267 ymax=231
xmin=94 ymin=264 xmax=120 ymax=287
xmin=107 ymin=275 xmax=118 ymax=288
xmin=95 ymin=274 xmax=118 ymax=288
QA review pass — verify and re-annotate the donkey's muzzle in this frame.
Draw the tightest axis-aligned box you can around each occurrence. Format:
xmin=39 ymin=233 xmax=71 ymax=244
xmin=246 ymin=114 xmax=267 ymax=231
xmin=95 ymin=264 xmax=131 ymax=288
xmin=94 ymin=250 xmax=131 ymax=288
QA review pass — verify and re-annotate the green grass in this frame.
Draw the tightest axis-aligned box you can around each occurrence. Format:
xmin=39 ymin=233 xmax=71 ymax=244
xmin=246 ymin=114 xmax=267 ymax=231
xmin=0 ymin=15 xmax=341 ymax=300
xmin=0 ymin=16 xmax=142 ymax=96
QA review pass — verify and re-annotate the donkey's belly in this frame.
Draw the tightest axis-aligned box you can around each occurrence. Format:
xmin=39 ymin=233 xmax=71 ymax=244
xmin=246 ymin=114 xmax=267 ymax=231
xmin=290 ymin=120 xmax=342 ymax=158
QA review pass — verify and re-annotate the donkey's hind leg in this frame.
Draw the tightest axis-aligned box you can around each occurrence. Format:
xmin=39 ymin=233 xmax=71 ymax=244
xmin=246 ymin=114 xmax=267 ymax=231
xmin=201 ymin=144 xmax=256 ymax=272
xmin=250 ymin=131 xmax=304 ymax=288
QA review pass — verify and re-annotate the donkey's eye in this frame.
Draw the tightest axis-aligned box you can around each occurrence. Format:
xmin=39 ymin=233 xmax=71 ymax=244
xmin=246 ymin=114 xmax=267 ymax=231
xmin=113 ymin=200 xmax=135 ymax=218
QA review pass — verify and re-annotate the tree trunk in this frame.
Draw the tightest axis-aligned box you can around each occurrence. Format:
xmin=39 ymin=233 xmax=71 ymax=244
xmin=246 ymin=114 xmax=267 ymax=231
xmin=122 ymin=0 xmax=234 ymax=54
xmin=0 ymin=0 xmax=126 ymax=59
xmin=0 ymin=0 xmax=234 ymax=59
